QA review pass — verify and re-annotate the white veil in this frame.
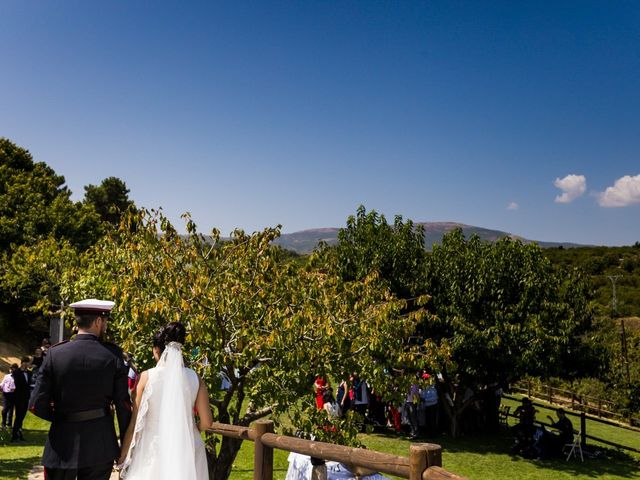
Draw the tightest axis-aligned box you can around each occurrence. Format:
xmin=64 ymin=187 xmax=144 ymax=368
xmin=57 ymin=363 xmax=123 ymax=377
xmin=156 ymin=341 xmax=197 ymax=478
xmin=121 ymin=341 xmax=197 ymax=479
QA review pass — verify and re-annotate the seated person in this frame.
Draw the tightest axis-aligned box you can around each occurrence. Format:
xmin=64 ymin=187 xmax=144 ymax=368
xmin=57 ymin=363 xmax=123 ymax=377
xmin=323 ymin=389 xmax=341 ymax=418
xmin=510 ymin=398 xmax=537 ymax=454
xmin=541 ymin=408 xmax=574 ymax=457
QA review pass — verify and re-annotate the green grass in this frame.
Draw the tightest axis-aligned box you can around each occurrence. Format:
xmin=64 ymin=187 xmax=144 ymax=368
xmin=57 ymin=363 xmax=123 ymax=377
xmin=231 ymin=418 xmax=640 ymax=480
xmin=3 ymin=411 xmax=638 ymax=480
xmin=0 ymin=413 xmax=49 ymax=480
xmin=502 ymin=395 xmax=640 ymax=454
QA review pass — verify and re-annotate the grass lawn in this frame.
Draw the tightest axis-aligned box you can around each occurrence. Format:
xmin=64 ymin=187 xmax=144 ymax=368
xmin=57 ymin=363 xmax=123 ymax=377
xmin=2 ymin=411 xmax=638 ymax=480
xmin=0 ymin=413 xmax=49 ymax=480
xmin=231 ymin=418 xmax=640 ymax=480
xmin=502 ymin=395 xmax=640 ymax=454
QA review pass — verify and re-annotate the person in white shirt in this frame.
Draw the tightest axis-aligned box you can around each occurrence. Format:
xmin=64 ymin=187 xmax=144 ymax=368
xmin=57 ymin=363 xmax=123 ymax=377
xmin=1 ymin=364 xmax=17 ymax=428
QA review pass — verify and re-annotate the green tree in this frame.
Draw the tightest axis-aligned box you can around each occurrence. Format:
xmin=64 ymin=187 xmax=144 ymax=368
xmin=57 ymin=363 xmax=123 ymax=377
xmin=423 ymin=230 xmax=593 ymax=436
xmin=0 ymin=138 xmax=101 ymax=252
xmin=333 ymin=205 xmax=426 ymax=299
xmin=61 ymin=210 xmax=434 ymax=480
xmin=0 ymin=138 xmax=101 ymax=328
xmin=0 ymin=237 xmax=80 ymax=333
xmin=83 ymin=176 xmax=135 ymax=226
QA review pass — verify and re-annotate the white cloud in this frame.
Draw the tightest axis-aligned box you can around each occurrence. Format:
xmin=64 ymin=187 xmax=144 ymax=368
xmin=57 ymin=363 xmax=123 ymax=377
xmin=507 ymin=202 xmax=518 ymax=210
xmin=554 ymin=174 xmax=586 ymax=203
xmin=597 ymin=174 xmax=640 ymax=207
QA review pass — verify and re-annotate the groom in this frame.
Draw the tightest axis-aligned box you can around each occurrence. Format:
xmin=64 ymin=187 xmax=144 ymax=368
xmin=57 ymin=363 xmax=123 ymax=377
xmin=29 ymin=299 xmax=132 ymax=480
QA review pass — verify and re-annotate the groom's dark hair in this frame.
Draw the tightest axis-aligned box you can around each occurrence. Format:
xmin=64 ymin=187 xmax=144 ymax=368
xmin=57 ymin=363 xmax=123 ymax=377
xmin=153 ymin=321 xmax=186 ymax=354
xmin=76 ymin=312 xmax=99 ymax=329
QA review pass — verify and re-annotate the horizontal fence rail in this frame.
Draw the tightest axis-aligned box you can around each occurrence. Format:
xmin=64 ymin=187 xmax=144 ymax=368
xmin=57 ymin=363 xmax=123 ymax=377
xmin=208 ymin=420 xmax=466 ymax=480
xmin=503 ymin=394 xmax=640 ymax=455
xmin=513 ymin=381 xmax=640 ymax=427
xmin=260 ymin=432 xmax=411 ymax=478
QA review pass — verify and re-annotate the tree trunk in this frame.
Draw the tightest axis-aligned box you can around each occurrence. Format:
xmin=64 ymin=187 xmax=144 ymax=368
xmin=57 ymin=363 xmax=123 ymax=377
xmin=207 ymin=435 xmax=243 ymax=480
xmin=437 ymin=380 xmax=473 ymax=438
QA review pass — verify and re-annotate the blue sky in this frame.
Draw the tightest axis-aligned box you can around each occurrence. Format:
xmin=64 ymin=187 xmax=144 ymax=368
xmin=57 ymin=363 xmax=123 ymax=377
xmin=1 ymin=1 xmax=638 ymax=245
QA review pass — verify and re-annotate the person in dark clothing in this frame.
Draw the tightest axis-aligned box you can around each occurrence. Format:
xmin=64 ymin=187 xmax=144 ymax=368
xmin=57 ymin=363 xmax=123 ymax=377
xmin=11 ymin=356 xmax=32 ymax=441
xmin=510 ymin=397 xmax=537 ymax=455
xmin=29 ymin=298 xmax=132 ymax=480
xmin=541 ymin=408 xmax=574 ymax=457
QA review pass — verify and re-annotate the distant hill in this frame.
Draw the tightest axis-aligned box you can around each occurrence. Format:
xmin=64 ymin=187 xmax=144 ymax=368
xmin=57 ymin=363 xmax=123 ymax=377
xmin=273 ymin=222 xmax=585 ymax=255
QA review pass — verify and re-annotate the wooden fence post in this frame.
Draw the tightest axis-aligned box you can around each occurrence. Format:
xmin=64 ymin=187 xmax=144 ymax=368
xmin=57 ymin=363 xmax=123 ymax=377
xmin=253 ymin=420 xmax=274 ymax=480
xmin=580 ymin=412 xmax=587 ymax=448
xmin=425 ymin=444 xmax=442 ymax=468
xmin=409 ymin=443 xmax=442 ymax=480
xmin=409 ymin=444 xmax=428 ymax=480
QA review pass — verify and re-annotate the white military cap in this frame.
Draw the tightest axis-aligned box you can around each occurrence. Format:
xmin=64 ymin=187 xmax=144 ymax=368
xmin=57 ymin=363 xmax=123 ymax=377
xmin=69 ymin=299 xmax=115 ymax=314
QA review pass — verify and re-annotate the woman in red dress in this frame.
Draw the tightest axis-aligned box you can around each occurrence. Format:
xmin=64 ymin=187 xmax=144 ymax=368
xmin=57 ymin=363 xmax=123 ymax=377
xmin=313 ymin=375 xmax=329 ymax=409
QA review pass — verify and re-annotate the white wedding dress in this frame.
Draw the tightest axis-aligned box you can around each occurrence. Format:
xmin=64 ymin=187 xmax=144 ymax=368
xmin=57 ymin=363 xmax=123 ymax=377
xmin=121 ymin=342 xmax=208 ymax=479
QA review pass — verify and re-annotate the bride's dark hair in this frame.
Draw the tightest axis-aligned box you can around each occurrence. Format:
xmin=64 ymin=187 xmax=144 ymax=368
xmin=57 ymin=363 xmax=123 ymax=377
xmin=152 ymin=321 xmax=186 ymax=354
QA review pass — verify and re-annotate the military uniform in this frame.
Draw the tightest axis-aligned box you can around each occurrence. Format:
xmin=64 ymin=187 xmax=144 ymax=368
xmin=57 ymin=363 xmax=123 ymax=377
xmin=29 ymin=332 xmax=132 ymax=479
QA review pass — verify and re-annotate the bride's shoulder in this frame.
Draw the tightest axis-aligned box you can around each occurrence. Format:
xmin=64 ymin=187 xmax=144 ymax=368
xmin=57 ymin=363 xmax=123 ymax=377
xmin=139 ymin=367 xmax=157 ymax=381
xmin=183 ymin=367 xmax=198 ymax=378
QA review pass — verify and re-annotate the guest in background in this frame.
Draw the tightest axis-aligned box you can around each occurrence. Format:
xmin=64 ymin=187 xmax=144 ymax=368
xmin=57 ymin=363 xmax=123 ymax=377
xmin=1 ymin=364 xmax=17 ymax=429
xmin=32 ymin=348 xmax=44 ymax=370
xmin=30 ymin=348 xmax=44 ymax=388
xmin=336 ymin=374 xmax=350 ymax=416
xmin=11 ymin=356 xmax=32 ymax=441
xmin=419 ymin=374 xmax=439 ymax=437
xmin=314 ymin=374 xmax=329 ymax=410
xmin=542 ymin=408 xmax=574 ymax=457
xmin=123 ymin=353 xmax=139 ymax=400
xmin=41 ymin=338 xmax=51 ymax=356
xmin=351 ymin=373 xmax=369 ymax=419
xmin=322 ymin=389 xmax=340 ymax=418
xmin=405 ymin=377 xmax=420 ymax=439
xmin=511 ymin=397 xmax=537 ymax=454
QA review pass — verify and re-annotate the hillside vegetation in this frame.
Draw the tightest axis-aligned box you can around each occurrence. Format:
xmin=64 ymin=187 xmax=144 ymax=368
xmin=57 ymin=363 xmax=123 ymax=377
xmin=543 ymin=244 xmax=640 ymax=318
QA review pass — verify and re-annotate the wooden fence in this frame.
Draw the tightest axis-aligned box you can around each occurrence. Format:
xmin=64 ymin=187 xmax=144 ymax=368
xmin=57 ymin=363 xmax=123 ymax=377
xmin=513 ymin=380 xmax=640 ymax=427
xmin=503 ymin=394 xmax=640 ymax=455
xmin=209 ymin=420 xmax=466 ymax=480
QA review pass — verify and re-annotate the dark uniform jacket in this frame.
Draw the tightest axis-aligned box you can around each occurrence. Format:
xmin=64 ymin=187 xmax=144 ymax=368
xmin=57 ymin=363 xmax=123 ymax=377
xmin=29 ymin=334 xmax=132 ymax=469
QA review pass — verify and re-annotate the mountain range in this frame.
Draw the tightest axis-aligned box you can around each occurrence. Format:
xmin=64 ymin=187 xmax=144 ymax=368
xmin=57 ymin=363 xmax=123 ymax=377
xmin=273 ymin=222 xmax=585 ymax=255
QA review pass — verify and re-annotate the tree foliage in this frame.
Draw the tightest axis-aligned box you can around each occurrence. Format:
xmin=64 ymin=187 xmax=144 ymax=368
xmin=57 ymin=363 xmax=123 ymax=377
xmin=334 ymin=205 xmax=426 ymax=299
xmin=423 ymin=230 xmax=594 ymax=435
xmin=0 ymin=138 xmax=101 ymax=252
xmin=543 ymin=245 xmax=640 ymax=317
xmin=83 ymin=176 xmax=135 ymax=226
xmin=0 ymin=138 xmax=104 ymax=328
xmin=61 ymin=209 xmax=433 ymax=480
xmin=1 ymin=237 xmax=79 ymax=316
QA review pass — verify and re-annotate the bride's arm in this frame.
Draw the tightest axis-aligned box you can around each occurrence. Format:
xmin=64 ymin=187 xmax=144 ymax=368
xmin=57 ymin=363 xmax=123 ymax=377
xmin=117 ymin=370 xmax=148 ymax=465
xmin=195 ymin=375 xmax=213 ymax=432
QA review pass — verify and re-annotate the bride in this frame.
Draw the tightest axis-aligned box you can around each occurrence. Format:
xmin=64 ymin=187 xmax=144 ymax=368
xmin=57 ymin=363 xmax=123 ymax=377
xmin=118 ymin=322 xmax=213 ymax=479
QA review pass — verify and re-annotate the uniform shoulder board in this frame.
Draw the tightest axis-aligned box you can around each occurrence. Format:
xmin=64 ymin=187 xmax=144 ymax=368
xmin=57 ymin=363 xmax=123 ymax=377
xmin=50 ymin=340 xmax=70 ymax=348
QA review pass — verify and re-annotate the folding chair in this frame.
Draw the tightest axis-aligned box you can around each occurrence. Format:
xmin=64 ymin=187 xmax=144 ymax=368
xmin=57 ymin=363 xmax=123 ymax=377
xmin=499 ymin=405 xmax=511 ymax=426
xmin=564 ymin=431 xmax=584 ymax=461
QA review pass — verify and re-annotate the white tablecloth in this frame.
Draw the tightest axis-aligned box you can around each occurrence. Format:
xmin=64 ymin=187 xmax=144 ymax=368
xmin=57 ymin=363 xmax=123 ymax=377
xmin=285 ymin=452 xmax=390 ymax=480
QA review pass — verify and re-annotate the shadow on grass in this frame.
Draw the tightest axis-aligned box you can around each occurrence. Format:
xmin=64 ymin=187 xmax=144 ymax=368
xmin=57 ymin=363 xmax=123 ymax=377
xmin=431 ymin=430 xmax=639 ymax=479
xmin=0 ymin=455 xmax=42 ymax=479
xmin=0 ymin=426 xmax=48 ymax=480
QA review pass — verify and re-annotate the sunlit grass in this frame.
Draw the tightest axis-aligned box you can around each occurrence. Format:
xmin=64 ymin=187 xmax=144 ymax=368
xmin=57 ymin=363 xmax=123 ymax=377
xmin=231 ymin=416 xmax=640 ymax=480
xmin=0 ymin=413 xmax=49 ymax=480
xmin=3 ymin=410 xmax=638 ymax=480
